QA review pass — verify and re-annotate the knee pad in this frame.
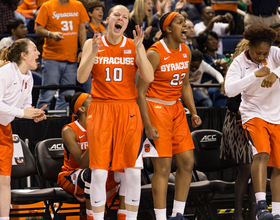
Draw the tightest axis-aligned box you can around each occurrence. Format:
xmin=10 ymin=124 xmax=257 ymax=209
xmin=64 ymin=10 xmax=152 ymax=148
xmin=77 ymin=168 xmax=91 ymax=199
xmin=90 ymin=169 xmax=108 ymax=207
xmin=124 ymin=168 xmax=141 ymax=206
xmin=114 ymin=172 xmax=126 ymax=196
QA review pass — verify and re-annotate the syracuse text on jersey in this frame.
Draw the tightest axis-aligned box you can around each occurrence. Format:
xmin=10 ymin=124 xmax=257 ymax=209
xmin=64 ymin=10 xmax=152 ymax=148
xmin=161 ymin=61 xmax=189 ymax=72
xmin=94 ymin=57 xmax=135 ymax=65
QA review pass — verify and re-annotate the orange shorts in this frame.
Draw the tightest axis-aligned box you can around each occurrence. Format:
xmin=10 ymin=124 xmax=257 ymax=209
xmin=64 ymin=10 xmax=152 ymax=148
xmin=243 ymin=117 xmax=280 ymax=169
xmin=143 ymin=100 xmax=194 ymax=158
xmin=87 ymin=99 xmax=143 ymax=171
xmin=0 ymin=123 xmax=13 ymax=176
xmin=57 ymin=169 xmax=120 ymax=202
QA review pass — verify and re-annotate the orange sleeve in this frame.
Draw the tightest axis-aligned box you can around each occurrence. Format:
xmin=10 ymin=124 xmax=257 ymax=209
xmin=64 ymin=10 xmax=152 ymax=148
xmin=16 ymin=0 xmax=37 ymax=18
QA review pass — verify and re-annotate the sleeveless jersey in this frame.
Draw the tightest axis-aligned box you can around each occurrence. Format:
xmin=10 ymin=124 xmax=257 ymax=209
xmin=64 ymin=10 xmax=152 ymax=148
xmin=146 ymin=39 xmax=190 ymax=101
xmin=62 ymin=120 xmax=88 ymax=172
xmin=90 ymin=35 xmax=138 ymax=100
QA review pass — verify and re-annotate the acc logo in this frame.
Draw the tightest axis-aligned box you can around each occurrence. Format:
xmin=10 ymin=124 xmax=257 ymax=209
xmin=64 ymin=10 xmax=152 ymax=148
xmin=144 ymin=144 xmax=150 ymax=153
xmin=49 ymin=143 xmax=64 ymax=151
xmin=73 ymin=173 xmax=77 ymax=180
xmin=200 ymin=134 xmax=216 ymax=143
xmin=12 ymin=134 xmax=20 ymax=143
xmin=14 ymin=157 xmax=24 ymax=165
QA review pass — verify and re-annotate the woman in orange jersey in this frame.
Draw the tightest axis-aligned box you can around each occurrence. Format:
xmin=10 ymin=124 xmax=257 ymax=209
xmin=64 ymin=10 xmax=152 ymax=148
xmin=0 ymin=39 xmax=46 ymax=220
xmin=137 ymin=12 xmax=202 ymax=220
xmin=77 ymin=4 xmax=154 ymax=220
xmin=58 ymin=92 xmax=126 ymax=220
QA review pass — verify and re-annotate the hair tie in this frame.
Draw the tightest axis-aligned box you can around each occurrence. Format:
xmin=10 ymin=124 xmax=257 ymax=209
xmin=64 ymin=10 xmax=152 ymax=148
xmin=74 ymin=93 xmax=89 ymax=114
xmin=162 ymin=12 xmax=179 ymax=32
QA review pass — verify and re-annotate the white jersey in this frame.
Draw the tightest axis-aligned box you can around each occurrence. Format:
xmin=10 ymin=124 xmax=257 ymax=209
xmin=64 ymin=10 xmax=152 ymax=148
xmin=0 ymin=62 xmax=33 ymax=126
xmin=225 ymin=46 xmax=280 ymax=124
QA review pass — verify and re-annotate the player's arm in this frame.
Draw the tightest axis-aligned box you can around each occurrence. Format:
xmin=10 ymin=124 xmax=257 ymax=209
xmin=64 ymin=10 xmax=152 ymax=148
xmin=77 ymin=34 xmax=102 ymax=83
xmin=133 ymin=25 xmax=154 ymax=83
xmin=181 ymin=48 xmax=202 ymax=128
xmin=136 ymin=50 xmax=159 ymax=139
xmin=61 ymin=126 xmax=89 ymax=169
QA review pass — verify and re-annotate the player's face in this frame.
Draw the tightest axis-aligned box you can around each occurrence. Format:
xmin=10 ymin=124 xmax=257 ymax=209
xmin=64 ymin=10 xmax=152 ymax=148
xmin=248 ymin=42 xmax=270 ymax=64
xmin=83 ymin=95 xmax=92 ymax=113
xmin=24 ymin=41 xmax=40 ymax=70
xmin=90 ymin=7 xmax=104 ymax=22
xmin=144 ymin=0 xmax=153 ymax=17
xmin=170 ymin=14 xmax=187 ymax=43
xmin=106 ymin=6 xmax=129 ymax=37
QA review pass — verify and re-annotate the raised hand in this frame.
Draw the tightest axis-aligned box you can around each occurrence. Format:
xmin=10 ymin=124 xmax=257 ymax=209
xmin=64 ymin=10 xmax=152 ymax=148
xmin=133 ymin=25 xmax=144 ymax=49
xmin=91 ymin=33 xmax=103 ymax=55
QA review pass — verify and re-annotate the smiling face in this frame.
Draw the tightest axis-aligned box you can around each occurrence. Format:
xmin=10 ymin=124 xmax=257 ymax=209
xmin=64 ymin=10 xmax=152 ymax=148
xmin=168 ymin=14 xmax=187 ymax=43
xmin=248 ymin=41 xmax=270 ymax=64
xmin=144 ymin=0 xmax=153 ymax=17
xmin=89 ymin=6 xmax=104 ymax=22
xmin=106 ymin=5 xmax=129 ymax=38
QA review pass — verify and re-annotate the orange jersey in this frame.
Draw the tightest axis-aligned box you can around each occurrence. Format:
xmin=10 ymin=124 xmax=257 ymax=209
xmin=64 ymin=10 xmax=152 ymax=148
xmin=90 ymin=35 xmax=138 ymax=100
xmin=35 ymin=0 xmax=89 ymax=62
xmin=211 ymin=3 xmax=238 ymax=13
xmin=61 ymin=120 xmax=88 ymax=172
xmin=89 ymin=22 xmax=106 ymax=33
xmin=37 ymin=0 xmax=49 ymax=8
xmin=146 ymin=39 xmax=190 ymax=101
xmin=16 ymin=0 xmax=37 ymax=18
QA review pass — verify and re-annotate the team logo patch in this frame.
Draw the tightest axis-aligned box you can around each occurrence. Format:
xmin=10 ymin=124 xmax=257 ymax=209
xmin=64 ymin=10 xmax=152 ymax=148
xmin=124 ymin=49 xmax=131 ymax=54
xmin=144 ymin=144 xmax=150 ymax=153
xmin=25 ymin=82 xmax=27 ymax=89
xmin=183 ymin=53 xmax=187 ymax=58
xmin=154 ymin=105 xmax=162 ymax=109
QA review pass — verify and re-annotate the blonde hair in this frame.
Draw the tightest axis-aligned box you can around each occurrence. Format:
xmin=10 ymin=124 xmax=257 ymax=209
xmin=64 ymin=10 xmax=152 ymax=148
xmin=129 ymin=0 xmax=152 ymax=27
xmin=232 ymin=39 xmax=249 ymax=60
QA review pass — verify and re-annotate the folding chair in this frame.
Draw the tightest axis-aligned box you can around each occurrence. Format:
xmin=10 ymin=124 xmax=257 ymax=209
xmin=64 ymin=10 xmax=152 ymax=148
xmin=34 ymin=138 xmax=86 ymax=220
xmin=190 ymin=129 xmax=238 ymax=220
xmin=10 ymin=137 xmax=55 ymax=220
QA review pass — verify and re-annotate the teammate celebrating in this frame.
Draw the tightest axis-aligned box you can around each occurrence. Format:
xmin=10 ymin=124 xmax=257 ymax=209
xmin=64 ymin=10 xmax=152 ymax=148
xmin=77 ymin=5 xmax=154 ymax=220
xmin=0 ymin=39 xmax=46 ymax=220
xmin=137 ymin=12 xmax=202 ymax=220
xmin=58 ymin=92 xmax=126 ymax=220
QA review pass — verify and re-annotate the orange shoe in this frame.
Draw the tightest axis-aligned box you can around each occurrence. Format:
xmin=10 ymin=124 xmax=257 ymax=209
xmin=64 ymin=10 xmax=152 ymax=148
xmin=87 ymin=214 xmax=94 ymax=220
xmin=117 ymin=213 xmax=126 ymax=220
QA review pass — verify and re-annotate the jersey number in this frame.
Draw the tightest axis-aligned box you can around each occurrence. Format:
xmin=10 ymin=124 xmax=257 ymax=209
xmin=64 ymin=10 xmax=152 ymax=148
xmin=105 ymin=67 xmax=123 ymax=82
xmin=170 ymin=73 xmax=186 ymax=86
xmin=61 ymin=21 xmax=73 ymax=31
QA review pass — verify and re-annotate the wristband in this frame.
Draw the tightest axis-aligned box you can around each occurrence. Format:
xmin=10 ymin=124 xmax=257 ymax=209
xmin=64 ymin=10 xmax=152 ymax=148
xmin=47 ymin=31 xmax=51 ymax=38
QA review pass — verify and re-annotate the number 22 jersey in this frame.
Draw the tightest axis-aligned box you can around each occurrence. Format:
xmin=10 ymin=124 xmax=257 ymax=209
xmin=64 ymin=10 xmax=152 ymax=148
xmin=146 ymin=39 xmax=190 ymax=101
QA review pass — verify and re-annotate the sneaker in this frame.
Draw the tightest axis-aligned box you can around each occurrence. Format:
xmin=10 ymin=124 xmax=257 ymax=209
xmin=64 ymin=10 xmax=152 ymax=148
xmin=255 ymin=200 xmax=274 ymax=220
xmin=168 ymin=213 xmax=188 ymax=220
xmin=274 ymin=214 xmax=280 ymax=219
